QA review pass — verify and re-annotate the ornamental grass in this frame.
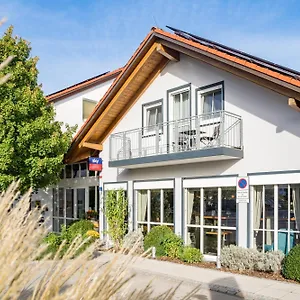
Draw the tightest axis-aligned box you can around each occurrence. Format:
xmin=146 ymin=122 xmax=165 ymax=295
xmin=0 ymin=181 xmax=199 ymax=299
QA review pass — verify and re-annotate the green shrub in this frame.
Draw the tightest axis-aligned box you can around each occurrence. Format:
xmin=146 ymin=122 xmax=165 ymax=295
xmin=144 ymin=226 xmax=173 ymax=257
xmin=43 ymin=220 xmax=95 ymax=258
xmin=163 ymin=234 xmax=184 ymax=259
xmin=282 ymin=244 xmax=300 ymax=281
xmin=180 ymin=246 xmax=203 ymax=263
xmin=66 ymin=219 xmax=95 ymax=241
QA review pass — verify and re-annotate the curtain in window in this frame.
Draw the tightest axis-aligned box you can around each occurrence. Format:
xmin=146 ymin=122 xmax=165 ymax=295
xmin=213 ymin=90 xmax=222 ymax=111
xmin=253 ymin=187 xmax=263 ymax=248
xmin=173 ymin=94 xmax=180 ymax=120
xmin=203 ymin=93 xmax=213 ymax=114
xmin=137 ymin=191 xmax=148 ymax=222
xmin=292 ymin=187 xmax=300 ymax=231
xmin=187 ymin=190 xmax=194 ymax=224
xmin=147 ymin=109 xmax=156 ymax=127
xmin=182 ymin=91 xmax=189 ymax=119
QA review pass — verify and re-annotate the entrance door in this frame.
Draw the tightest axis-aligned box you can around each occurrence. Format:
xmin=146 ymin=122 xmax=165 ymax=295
xmin=185 ymin=186 xmax=237 ymax=258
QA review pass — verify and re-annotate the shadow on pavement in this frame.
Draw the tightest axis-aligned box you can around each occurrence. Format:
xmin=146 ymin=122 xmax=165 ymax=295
xmin=209 ymin=276 xmax=244 ymax=300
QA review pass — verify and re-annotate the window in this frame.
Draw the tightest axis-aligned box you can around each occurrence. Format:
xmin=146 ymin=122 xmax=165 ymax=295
xmin=143 ymin=100 xmax=163 ymax=132
xmin=173 ymin=90 xmax=189 ymax=120
xmin=82 ymin=98 xmax=97 ymax=121
xmin=253 ymin=184 xmax=300 ymax=253
xmin=186 ymin=186 xmax=236 ymax=256
xmin=136 ymin=188 xmax=174 ymax=235
xmin=197 ymin=82 xmax=224 ymax=114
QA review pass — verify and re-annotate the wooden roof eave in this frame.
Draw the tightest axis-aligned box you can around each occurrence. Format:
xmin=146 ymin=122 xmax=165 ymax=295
xmin=65 ymin=41 xmax=179 ymax=163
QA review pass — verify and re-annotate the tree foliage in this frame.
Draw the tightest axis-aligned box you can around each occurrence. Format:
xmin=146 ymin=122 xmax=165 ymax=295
xmin=0 ymin=26 xmax=75 ymax=191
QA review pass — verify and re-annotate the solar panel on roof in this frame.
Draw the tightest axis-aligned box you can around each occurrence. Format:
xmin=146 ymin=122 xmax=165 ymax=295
xmin=166 ymin=25 xmax=300 ymax=80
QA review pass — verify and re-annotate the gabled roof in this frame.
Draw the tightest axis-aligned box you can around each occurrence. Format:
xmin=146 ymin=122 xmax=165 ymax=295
xmin=46 ymin=67 xmax=123 ymax=103
xmin=65 ymin=26 xmax=300 ymax=163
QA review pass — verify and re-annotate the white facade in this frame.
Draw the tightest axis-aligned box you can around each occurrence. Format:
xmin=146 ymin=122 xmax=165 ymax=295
xmin=98 ymin=53 xmax=300 ymax=259
xmin=53 ymin=78 xmax=115 ymax=132
xmin=35 ymin=77 xmax=115 ymax=230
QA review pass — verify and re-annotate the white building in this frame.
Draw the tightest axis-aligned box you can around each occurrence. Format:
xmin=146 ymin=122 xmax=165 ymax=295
xmin=33 ymin=68 xmax=122 ymax=230
xmin=41 ymin=27 xmax=300 ymax=260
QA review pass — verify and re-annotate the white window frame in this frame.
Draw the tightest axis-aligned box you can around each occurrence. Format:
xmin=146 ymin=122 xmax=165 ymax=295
xmin=142 ymin=100 xmax=163 ymax=134
xmin=184 ymin=184 xmax=237 ymax=260
xmin=135 ymin=187 xmax=174 ymax=233
xmin=251 ymin=183 xmax=300 ymax=253
xmin=169 ymin=87 xmax=190 ymax=122
xmin=82 ymin=98 xmax=97 ymax=121
xmin=197 ymin=84 xmax=223 ymax=115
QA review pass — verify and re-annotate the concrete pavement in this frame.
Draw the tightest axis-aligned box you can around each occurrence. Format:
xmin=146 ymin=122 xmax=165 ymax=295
xmin=97 ymin=252 xmax=300 ymax=300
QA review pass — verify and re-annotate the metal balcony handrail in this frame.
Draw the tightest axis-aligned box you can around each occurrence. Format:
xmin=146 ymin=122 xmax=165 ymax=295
xmin=111 ymin=110 xmax=241 ymax=137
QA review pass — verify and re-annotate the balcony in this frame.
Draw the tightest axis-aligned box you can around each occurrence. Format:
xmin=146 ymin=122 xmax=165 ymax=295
xmin=109 ymin=111 xmax=243 ymax=168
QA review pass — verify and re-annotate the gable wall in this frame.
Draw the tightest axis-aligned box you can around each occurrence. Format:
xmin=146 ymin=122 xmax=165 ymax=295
xmin=100 ymin=54 xmax=300 ymax=182
xmin=53 ymin=78 xmax=115 ymax=133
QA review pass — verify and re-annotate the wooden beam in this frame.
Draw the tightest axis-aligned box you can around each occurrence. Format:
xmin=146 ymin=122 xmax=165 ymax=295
xmin=288 ymin=98 xmax=300 ymax=112
xmin=65 ymin=149 xmax=91 ymax=164
xmin=80 ymin=42 xmax=160 ymax=147
xmin=100 ymin=58 xmax=169 ymax=142
xmin=81 ymin=142 xmax=103 ymax=151
xmin=156 ymin=44 xmax=179 ymax=61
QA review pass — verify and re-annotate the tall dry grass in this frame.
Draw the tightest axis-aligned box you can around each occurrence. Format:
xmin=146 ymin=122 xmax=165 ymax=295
xmin=0 ymin=182 xmax=199 ymax=299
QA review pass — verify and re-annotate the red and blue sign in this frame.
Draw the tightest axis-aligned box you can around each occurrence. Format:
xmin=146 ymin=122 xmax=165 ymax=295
xmin=88 ymin=157 xmax=102 ymax=171
xmin=238 ymin=178 xmax=247 ymax=189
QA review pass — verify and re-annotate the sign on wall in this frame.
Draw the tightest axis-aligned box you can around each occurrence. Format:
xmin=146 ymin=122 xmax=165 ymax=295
xmin=88 ymin=157 xmax=102 ymax=171
xmin=236 ymin=176 xmax=249 ymax=203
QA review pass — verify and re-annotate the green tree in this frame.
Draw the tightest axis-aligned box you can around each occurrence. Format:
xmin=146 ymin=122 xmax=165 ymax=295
xmin=0 ymin=26 xmax=75 ymax=191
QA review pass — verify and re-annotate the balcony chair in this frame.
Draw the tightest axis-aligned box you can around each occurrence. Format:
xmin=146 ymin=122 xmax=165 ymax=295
xmin=200 ymin=124 xmax=220 ymax=147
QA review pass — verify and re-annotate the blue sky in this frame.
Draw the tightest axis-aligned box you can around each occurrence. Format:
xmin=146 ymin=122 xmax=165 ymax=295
xmin=0 ymin=0 xmax=299 ymax=94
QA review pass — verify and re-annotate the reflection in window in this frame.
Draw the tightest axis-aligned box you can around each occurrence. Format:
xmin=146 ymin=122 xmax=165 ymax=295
xmin=66 ymin=189 xmax=74 ymax=218
xmin=89 ymin=186 xmax=96 ymax=211
xmin=53 ymin=188 xmax=59 ymax=217
xmin=150 ymin=190 xmax=161 ymax=222
xmin=221 ymin=187 xmax=236 ymax=227
xmin=73 ymin=164 xmax=79 ymax=178
xmin=77 ymin=188 xmax=85 ymax=219
xmin=80 ymin=163 xmax=87 ymax=177
xmin=163 ymin=189 xmax=174 ymax=223
xmin=65 ymin=165 xmax=72 ymax=178
xmin=59 ymin=188 xmax=64 ymax=218
xmin=203 ymin=188 xmax=218 ymax=226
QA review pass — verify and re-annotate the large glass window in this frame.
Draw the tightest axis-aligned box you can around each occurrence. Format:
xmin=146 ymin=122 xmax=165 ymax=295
xmin=137 ymin=188 xmax=174 ymax=234
xmin=253 ymin=184 xmax=300 ymax=253
xmin=186 ymin=186 xmax=236 ymax=256
xmin=66 ymin=189 xmax=74 ymax=218
xmin=89 ymin=186 xmax=96 ymax=211
xmin=77 ymin=188 xmax=85 ymax=219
